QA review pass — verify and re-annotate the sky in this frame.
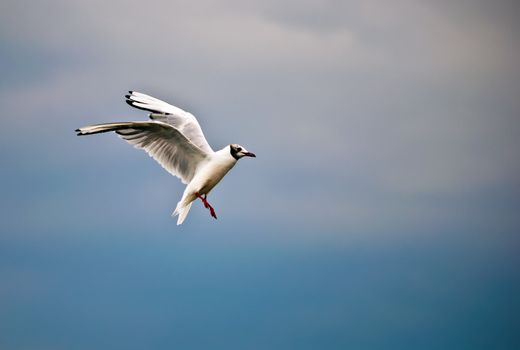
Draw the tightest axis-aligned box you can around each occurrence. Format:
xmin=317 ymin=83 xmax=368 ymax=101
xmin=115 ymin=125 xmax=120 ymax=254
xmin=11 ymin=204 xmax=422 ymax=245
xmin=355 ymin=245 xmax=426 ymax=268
xmin=0 ymin=0 xmax=519 ymax=349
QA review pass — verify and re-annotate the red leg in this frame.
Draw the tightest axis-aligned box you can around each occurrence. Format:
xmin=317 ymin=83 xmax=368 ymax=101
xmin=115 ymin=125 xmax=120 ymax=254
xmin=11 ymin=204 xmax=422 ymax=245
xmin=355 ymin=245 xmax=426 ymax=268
xmin=196 ymin=193 xmax=209 ymax=208
xmin=203 ymin=195 xmax=217 ymax=219
xmin=196 ymin=193 xmax=217 ymax=219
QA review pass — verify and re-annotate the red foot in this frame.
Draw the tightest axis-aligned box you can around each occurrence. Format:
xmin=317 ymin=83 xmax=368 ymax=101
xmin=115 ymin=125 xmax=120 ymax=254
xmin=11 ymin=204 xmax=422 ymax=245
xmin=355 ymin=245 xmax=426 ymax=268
xmin=209 ymin=206 xmax=217 ymax=219
xmin=196 ymin=193 xmax=218 ymax=219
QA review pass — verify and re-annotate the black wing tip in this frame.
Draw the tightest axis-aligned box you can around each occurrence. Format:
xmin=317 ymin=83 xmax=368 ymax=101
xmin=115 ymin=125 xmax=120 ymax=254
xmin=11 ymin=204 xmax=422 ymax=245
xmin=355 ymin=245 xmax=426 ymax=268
xmin=125 ymin=91 xmax=170 ymax=115
xmin=125 ymin=99 xmax=162 ymax=114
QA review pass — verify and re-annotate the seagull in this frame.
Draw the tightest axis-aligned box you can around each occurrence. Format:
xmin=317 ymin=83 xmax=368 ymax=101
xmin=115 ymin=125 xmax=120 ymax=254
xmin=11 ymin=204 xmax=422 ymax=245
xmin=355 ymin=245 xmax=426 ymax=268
xmin=76 ymin=91 xmax=256 ymax=225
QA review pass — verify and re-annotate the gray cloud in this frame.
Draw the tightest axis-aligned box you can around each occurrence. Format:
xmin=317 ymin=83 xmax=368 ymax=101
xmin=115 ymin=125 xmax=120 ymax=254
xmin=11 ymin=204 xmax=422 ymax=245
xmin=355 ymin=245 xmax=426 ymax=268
xmin=1 ymin=0 xmax=519 ymax=232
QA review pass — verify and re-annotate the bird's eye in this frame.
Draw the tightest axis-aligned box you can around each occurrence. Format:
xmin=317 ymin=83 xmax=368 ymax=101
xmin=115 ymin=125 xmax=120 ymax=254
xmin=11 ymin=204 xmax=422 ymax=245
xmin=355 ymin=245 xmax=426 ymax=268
xmin=236 ymin=147 xmax=242 ymax=152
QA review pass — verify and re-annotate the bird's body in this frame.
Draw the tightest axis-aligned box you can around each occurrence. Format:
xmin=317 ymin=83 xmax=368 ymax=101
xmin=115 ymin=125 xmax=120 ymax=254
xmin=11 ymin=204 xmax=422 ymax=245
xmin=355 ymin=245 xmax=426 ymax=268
xmin=188 ymin=147 xmax=238 ymax=195
xmin=76 ymin=91 xmax=255 ymax=225
xmin=173 ymin=146 xmax=238 ymax=224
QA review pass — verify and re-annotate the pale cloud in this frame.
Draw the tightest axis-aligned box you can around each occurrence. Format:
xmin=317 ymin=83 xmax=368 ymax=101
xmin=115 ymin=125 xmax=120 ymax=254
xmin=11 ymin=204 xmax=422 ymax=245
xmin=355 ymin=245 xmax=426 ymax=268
xmin=1 ymin=0 xmax=518 ymax=232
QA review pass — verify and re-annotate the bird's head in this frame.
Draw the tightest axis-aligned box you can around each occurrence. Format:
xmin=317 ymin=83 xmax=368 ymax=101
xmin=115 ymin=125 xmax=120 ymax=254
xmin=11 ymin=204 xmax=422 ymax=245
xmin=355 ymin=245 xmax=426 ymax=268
xmin=229 ymin=144 xmax=256 ymax=160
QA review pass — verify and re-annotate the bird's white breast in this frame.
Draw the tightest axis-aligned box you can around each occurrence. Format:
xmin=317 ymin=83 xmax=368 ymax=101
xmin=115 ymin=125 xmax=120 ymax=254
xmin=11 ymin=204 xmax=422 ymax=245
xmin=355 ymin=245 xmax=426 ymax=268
xmin=189 ymin=150 xmax=237 ymax=195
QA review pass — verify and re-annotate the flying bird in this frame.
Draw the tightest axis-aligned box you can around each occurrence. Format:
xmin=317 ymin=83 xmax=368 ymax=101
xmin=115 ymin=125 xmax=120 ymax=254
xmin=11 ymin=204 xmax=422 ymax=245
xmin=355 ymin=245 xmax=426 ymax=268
xmin=76 ymin=91 xmax=256 ymax=225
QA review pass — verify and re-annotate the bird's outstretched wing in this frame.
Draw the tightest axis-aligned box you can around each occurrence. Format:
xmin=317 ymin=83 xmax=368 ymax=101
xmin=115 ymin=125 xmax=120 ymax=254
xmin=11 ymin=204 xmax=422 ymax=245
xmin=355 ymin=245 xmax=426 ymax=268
xmin=76 ymin=121 xmax=208 ymax=184
xmin=125 ymin=91 xmax=214 ymax=154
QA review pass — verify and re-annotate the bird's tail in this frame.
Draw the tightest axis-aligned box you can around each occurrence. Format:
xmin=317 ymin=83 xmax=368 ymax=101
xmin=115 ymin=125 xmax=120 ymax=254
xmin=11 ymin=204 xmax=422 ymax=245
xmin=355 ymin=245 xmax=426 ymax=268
xmin=172 ymin=200 xmax=193 ymax=225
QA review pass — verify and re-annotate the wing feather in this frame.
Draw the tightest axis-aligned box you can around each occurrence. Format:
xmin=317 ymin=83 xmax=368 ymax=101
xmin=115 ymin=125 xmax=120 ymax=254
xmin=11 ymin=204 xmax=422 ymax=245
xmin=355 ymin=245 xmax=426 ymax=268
xmin=76 ymin=121 xmax=208 ymax=184
xmin=126 ymin=91 xmax=214 ymax=153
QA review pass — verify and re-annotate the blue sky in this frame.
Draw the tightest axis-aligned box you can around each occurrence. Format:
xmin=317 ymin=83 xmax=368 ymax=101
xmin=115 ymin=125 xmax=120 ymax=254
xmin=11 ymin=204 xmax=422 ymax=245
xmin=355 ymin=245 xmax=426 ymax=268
xmin=0 ymin=1 xmax=519 ymax=349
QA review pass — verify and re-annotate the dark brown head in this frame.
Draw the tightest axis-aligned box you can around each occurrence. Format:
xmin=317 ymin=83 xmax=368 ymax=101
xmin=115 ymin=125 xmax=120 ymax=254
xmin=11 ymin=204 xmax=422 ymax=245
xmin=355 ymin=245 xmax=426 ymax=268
xmin=229 ymin=144 xmax=256 ymax=160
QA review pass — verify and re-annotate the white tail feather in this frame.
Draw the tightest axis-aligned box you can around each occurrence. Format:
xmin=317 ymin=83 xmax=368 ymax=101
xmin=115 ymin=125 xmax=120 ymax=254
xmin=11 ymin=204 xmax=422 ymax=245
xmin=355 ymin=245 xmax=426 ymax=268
xmin=172 ymin=200 xmax=193 ymax=225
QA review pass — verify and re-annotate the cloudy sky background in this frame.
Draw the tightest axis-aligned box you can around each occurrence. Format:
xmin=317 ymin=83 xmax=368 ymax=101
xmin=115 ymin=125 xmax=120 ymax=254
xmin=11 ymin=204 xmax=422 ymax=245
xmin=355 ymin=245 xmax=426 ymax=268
xmin=1 ymin=0 xmax=519 ymax=349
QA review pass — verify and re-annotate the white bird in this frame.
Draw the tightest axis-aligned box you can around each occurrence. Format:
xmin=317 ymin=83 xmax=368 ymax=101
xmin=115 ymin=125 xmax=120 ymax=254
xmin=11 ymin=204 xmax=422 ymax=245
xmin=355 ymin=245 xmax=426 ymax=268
xmin=76 ymin=91 xmax=256 ymax=225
